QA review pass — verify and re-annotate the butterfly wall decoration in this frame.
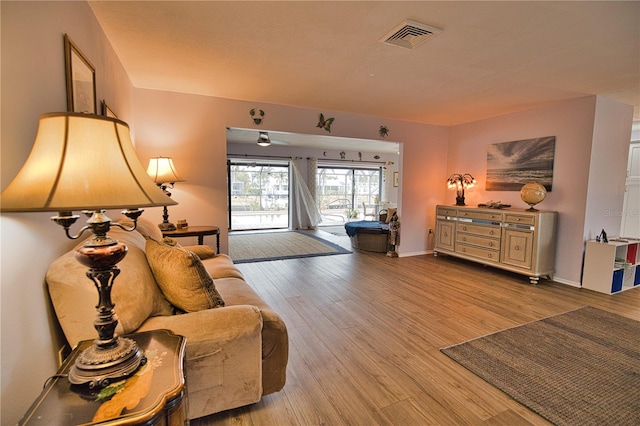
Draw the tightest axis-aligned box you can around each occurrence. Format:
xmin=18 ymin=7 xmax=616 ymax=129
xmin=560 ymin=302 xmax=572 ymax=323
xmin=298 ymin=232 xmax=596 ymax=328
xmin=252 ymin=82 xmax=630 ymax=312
xmin=317 ymin=113 xmax=334 ymax=133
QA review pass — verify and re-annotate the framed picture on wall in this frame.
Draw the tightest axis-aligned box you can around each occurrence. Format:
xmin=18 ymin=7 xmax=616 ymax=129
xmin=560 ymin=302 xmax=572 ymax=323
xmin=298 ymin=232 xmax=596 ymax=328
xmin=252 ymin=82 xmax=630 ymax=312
xmin=393 ymin=171 xmax=399 ymax=187
xmin=102 ymin=100 xmax=117 ymax=118
xmin=64 ymin=34 xmax=96 ymax=114
xmin=486 ymin=136 xmax=555 ymax=191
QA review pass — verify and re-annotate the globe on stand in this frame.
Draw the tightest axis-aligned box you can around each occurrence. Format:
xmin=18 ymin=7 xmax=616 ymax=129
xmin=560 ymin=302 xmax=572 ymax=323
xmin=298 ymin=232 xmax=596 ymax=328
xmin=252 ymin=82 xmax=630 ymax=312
xmin=520 ymin=182 xmax=547 ymax=211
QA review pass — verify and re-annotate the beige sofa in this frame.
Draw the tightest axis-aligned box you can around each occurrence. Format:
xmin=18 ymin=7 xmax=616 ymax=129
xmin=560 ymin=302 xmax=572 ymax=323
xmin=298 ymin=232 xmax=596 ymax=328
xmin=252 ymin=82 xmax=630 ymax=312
xmin=46 ymin=217 xmax=288 ymax=420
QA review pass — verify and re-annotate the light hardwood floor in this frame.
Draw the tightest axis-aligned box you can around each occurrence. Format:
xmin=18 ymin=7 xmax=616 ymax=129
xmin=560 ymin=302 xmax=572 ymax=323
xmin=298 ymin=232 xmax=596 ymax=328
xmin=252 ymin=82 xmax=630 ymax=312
xmin=194 ymin=230 xmax=640 ymax=425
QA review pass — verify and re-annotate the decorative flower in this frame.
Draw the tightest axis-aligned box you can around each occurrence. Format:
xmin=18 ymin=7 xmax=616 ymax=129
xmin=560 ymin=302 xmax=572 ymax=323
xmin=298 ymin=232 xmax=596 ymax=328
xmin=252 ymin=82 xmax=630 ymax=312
xmin=379 ymin=125 xmax=389 ymax=138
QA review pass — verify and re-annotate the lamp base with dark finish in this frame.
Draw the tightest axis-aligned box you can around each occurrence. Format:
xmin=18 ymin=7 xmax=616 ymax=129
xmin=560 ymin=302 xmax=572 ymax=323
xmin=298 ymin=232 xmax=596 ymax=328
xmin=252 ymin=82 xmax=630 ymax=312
xmin=54 ymin=209 xmax=147 ymax=388
xmin=158 ymin=204 xmax=176 ymax=230
xmin=158 ymin=221 xmax=177 ymax=231
xmin=68 ymin=337 xmax=145 ymax=388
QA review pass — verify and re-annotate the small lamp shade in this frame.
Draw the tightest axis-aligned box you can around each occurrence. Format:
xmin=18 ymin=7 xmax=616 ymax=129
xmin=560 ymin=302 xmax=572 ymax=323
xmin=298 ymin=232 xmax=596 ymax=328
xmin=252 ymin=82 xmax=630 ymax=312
xmin=146 ymin=157 xmax=184 ymax=184
xmin=1 ymin=113 xmax=175 ymax=212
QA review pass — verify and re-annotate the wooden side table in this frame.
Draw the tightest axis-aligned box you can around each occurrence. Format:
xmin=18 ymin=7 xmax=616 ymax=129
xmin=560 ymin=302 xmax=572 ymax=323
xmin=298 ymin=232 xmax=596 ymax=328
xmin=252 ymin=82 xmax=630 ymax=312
xmin=162 ymin=225 xmax=220 ymax=253
xmin=19 ymin=330 xmax=187 ymax=426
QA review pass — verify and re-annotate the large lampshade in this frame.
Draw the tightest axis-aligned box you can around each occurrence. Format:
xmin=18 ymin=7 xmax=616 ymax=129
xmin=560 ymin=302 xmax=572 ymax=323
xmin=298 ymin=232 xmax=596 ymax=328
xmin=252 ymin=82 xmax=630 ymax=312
xmin=1 ymin=112 xmax=177 ymax=387
xmin=1 ymin=112 xmax=175 ymax=212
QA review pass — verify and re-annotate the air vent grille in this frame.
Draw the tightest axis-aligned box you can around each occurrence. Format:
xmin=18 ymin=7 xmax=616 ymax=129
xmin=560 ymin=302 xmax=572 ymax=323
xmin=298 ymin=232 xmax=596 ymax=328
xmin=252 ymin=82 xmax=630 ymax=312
xmin=380 ymin=19 xmax=442 ymax=49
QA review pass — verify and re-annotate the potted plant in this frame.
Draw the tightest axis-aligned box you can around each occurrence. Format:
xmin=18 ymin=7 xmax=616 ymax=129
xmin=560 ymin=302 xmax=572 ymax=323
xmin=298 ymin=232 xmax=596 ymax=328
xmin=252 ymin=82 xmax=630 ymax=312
xmin=345 ymin=208 xmax=359 ymax=221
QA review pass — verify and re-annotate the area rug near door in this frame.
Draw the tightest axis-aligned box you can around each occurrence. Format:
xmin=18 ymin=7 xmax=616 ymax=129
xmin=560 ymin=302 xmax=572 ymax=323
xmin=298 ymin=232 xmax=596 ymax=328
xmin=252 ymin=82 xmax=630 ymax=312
xmin=229 ymin=231 xmax=351 ymax=263
xmin=441 ymin=306 xmax=640 ymax=426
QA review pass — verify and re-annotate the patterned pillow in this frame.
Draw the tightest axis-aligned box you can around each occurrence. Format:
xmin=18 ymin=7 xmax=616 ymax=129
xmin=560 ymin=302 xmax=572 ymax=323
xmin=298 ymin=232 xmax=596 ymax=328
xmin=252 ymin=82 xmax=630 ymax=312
xmin=145 ymin=238 xmax=224 ymax=312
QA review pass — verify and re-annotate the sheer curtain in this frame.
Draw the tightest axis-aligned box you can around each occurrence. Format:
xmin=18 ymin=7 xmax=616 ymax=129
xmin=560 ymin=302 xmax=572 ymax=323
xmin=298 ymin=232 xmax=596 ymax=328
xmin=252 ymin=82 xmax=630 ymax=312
xmin=291 ymin=157 xmax=322 ymax=229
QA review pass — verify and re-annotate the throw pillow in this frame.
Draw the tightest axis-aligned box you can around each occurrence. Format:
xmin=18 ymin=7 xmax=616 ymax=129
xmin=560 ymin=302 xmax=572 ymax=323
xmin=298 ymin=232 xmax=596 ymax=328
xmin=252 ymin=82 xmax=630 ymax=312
xmin=146 ymin=238 xmax=224 ymax=312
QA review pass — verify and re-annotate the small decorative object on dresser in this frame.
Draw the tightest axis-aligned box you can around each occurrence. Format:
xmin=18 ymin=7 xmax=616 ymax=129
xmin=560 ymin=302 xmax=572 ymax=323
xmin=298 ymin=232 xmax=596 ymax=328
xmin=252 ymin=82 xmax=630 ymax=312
xmin=434 ymin=205 xmax=557 ymax=284
xmin=446 ymin=173 xmax=476 ymax=206
xmin=520 ymin=181 xmax=547 ymax=211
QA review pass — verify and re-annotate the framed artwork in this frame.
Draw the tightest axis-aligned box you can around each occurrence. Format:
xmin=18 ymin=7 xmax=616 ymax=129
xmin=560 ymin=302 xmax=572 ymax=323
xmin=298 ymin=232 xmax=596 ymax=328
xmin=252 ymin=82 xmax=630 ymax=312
xmin=102 ymin=100 xmax=117 ymax=118
xmin=393 ymin=171 xmax=399 ymax=187
xmin=486 ymin=136 xmax=555 ymax=191
xmin=64 ymin=34 xmax=96 ymax=114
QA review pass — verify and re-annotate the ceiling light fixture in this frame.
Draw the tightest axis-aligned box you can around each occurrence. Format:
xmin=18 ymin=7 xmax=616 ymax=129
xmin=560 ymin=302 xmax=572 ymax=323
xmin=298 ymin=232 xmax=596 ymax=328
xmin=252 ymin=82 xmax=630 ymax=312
xmin=257 ymin=131 xmax=271 ymax=147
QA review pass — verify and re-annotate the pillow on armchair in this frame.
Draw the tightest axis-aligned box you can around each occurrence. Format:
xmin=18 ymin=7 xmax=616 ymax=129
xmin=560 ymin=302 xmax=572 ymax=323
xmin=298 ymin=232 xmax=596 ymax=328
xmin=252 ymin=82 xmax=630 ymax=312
xmin=146 ymin=238 xmax=225 ymax=312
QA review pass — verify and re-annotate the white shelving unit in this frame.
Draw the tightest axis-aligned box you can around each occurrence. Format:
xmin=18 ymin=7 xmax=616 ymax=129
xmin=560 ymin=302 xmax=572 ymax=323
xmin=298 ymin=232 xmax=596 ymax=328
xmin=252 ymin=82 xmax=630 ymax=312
xmin=582 ymin=239 xmax=640 ymax=294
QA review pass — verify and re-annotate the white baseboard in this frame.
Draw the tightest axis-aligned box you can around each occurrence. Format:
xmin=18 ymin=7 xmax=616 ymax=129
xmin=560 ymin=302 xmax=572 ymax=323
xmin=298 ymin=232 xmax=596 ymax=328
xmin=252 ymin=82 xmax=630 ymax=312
xmin=551 ymin=276 xmax=581 ymax=288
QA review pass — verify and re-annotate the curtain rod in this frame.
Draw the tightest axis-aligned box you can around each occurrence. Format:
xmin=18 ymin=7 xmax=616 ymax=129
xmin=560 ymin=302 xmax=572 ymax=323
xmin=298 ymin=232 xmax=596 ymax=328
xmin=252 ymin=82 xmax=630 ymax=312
xmin=314 ymin=157 xmax=387 ymax=165
xmin=228 ymin=153 xmax=293 ymax=161
xmin=228 ymin=154 xmax=387 ymax=165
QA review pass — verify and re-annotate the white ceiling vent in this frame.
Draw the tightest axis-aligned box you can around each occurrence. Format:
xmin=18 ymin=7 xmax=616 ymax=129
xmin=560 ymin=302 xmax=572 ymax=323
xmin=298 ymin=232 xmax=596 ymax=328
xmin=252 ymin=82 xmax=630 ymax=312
xmin=379 ymin=19 xmax=442 ymax=49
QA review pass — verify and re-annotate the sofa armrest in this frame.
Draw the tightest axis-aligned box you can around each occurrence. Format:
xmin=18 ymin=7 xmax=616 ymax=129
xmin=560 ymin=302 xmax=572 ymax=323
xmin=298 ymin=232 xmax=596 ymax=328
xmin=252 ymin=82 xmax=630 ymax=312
xmin=137 ymin=305 xmax=263 ymax=418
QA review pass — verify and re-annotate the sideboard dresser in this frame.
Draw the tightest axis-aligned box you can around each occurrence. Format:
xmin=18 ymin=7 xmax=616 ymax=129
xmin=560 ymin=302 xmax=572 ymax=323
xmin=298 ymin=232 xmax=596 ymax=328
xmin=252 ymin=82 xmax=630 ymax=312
xmin=434 ymin=205 xmax=558 ymax=283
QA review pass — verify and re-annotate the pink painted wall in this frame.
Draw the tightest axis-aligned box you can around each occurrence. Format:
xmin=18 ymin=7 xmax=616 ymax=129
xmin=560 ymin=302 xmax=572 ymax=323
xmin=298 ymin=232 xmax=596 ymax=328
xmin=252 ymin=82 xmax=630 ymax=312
xmin=131 ymin=88 xmax=450 ymax=256
xmin=448 ymin=96 xmax=632 ymax=284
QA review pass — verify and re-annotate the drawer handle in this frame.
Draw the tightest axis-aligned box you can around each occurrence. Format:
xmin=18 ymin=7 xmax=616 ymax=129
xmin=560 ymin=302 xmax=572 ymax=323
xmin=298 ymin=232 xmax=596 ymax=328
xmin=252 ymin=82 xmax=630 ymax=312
xmin=489 ymin=230 xmax=494 ymax=235
xmin=487 ymin=253 xmax=492 ymax=258
xmin=462 ymin=237 xmax=466 ymax=241
xmin=514 ymin=245 xmax=520 ymax=251
xmin=443 ymin=232 xmax=448 ymax=237
xmin=488 ymin=242 xmax=493 ymax=247
xmin=461 ymin=248 xmax=466 ymax=252
xmin=462 ymin=226 xmax=467 ymax=231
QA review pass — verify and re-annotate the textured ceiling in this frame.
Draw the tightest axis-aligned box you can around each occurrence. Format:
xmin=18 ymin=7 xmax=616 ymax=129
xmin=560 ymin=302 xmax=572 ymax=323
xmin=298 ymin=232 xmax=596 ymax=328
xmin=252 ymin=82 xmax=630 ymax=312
xmin=90 ymin=1 xmax=640 ymax=127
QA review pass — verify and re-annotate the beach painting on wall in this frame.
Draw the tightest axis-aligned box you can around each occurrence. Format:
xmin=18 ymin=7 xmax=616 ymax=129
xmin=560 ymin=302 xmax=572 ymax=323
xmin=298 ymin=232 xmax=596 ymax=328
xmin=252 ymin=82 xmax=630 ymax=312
xmin=486 ymin=136 xmax=555 ymax=191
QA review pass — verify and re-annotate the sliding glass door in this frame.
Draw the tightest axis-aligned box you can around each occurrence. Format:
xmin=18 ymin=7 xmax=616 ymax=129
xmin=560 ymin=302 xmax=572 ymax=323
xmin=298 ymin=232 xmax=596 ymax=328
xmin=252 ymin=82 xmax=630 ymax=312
xmin=316 ymin=165 xmax=381 ymax=225
xmin=228 ymin=161 xmax=289 ymax=230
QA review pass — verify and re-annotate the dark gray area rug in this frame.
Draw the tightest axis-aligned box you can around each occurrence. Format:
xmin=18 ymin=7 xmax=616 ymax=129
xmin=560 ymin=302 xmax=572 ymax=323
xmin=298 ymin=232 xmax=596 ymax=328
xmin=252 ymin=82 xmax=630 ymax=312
xmin=229 ymin=230 xmax=351 ymax=263
xmin=441 ymin=306 xmax=640 ymax=426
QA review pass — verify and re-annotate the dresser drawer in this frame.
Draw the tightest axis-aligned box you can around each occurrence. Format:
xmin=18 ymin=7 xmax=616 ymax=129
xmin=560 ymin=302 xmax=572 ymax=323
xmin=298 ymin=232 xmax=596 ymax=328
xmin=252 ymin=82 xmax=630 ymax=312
xmin=457 ymin=222 xmax=501 ymax=238
xmin=504 ymin=214 xmax=535 ymax=226
xmin=455 ymin=244 xmax=500 ymax=262
xmin=457 ymin=210 xmax=503 ymax=222
xmin=456 ymin=233 xmax=500 ymax=250
xmin=436 ymin=206 xmax=457 ymax=217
